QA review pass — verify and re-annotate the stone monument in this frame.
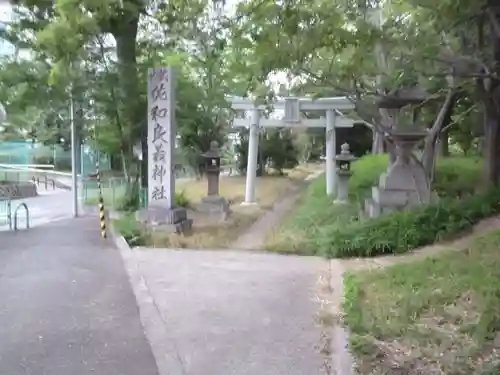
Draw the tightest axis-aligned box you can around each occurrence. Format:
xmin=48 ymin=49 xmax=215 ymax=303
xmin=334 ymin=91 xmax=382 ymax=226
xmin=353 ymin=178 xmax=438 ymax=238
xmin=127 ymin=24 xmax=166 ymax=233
xmin=334 ymin=143 xmax=357 ymax=204
xmin=364 ymin=89 xmax=433 ymax=217
xmin=137 ymin=67 xmax=192 ymax=233
xmin=195 ymin=141 xmax=230 ymax=220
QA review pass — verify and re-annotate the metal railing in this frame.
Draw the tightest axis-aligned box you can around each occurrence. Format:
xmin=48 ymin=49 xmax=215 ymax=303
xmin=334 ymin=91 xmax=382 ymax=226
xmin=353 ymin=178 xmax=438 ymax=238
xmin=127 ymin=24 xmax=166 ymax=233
xmin=0 ymin=197 xmax=12 ymax=230
xmin=13 ymin=202 xmax=29 ymax=230
xmin=32 ymin=175 xmax=56 ymax=190
xmin=0 ymin=198 xmax=30 ymax=231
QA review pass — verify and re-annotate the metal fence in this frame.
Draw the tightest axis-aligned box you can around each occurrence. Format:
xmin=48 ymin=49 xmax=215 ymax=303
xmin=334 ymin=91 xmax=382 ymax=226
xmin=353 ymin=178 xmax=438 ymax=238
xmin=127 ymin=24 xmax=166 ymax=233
xmin=0 ymin=141 xmax=111 ymax=180
xmin=0 ymin=141 xmax=32 ymax=165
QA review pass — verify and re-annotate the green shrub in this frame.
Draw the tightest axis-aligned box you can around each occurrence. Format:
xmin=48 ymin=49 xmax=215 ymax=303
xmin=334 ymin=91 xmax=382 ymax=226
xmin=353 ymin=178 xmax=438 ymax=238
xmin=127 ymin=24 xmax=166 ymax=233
xmin=348 ymin=153 xmax=388 ymax=200
xmin=318 ymin=187 xmax=500 ymax=258
xmin=116 ymin=185 xmax=190 ymax=212
xmin=114 ymin=214 xmax=149 ymax=247
xmin=346 ymin=154 xmax=482 ymax=200
xmin=175 ymin=190 xmax=190 ymax=208
xmin=433 ymin=156 xmax=482 ymax=198
xmin=116 ymin=184 xmax=141 ymax=212
xmin=266 ymin=154 xmax=484 ymax=255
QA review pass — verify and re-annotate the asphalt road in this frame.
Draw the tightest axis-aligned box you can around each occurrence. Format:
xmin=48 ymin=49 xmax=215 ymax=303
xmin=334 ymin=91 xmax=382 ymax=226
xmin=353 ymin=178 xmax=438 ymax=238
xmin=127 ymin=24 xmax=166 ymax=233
xmin=0 ymin=217 xmax=159 ymax=375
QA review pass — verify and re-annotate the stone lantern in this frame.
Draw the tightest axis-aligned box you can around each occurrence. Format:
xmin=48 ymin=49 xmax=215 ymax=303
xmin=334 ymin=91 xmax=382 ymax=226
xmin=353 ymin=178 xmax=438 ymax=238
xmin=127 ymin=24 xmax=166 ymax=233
xmin=202 ymin=141 xmax=222 ymax=196
xmin=363 ymin=88 xmax=433 ymax=218
xmin=334 ymin=143 xmax=357 ymax=203
xmin=198 ymin=141 xmax=230 ymax=219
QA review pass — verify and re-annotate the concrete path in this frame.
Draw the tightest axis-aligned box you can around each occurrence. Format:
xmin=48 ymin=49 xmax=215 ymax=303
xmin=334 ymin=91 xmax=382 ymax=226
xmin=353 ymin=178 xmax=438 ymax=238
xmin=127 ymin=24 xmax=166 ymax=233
xmin=123 ymin=247 xmax=329 ymax=375
xmin=0 ymin=217 xmax=159 ymax=375
xmin=231 ymin=170 xmax=324 ymax=250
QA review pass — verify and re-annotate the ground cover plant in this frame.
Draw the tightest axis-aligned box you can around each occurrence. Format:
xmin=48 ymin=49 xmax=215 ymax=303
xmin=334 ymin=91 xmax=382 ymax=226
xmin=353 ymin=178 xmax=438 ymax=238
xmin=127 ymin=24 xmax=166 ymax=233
xmin=343 ymin=229 xmax=500 ymax=375
xmin=265 ymin=154 xmax=484 ymax=255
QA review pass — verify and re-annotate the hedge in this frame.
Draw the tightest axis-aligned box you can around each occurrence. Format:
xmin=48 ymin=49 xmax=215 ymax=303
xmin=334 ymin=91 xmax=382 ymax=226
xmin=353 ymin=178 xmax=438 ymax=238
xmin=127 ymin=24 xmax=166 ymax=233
xmin=317 ymin=187 xmax=500 ymax=258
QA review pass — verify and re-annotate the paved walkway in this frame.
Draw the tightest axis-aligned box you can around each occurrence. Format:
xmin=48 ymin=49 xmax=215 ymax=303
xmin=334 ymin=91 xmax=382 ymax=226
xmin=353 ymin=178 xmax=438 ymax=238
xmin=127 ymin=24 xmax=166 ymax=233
xmin=231 ymin=169 xmax=324 ymax=250
xmin=0 ymin=217 xmax=159 ymax=375
xmin=124 ymin=247 xmax=329 ymax=375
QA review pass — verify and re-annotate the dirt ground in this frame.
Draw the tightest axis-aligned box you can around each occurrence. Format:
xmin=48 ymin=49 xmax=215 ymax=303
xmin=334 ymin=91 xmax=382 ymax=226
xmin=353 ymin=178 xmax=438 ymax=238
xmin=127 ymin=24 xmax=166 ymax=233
xmin=149 ymin=164 xmax=323 ymax=249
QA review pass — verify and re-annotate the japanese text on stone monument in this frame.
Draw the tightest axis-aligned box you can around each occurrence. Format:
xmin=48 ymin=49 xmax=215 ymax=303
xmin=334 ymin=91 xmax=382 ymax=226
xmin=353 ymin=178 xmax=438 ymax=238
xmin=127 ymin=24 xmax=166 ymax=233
xmin=148 ymin=67 xmax=175 ymax=206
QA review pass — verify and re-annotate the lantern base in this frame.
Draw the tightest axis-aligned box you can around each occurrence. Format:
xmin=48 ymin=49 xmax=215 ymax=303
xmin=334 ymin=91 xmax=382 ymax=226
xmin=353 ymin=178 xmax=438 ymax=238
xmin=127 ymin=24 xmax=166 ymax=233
xmin=195 ymin=195 xmax=230 ymax=220
xmin=240 ymin=201 xmax=258 ymax=206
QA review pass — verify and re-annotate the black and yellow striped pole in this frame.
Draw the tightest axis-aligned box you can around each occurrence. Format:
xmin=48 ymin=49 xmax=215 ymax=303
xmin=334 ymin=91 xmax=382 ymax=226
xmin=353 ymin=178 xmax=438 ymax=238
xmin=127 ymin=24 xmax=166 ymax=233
xmin=95 ymin=160 xmax=107 ymax=239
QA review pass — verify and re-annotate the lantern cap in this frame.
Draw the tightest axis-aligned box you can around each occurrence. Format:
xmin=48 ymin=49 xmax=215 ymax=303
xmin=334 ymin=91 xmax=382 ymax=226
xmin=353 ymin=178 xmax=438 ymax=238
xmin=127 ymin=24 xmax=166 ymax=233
xmin=335 ymin=142 xmax=357 ymax=162
xmin=202 ymin=141 xmax=220 ymax=158
xmin=340 ymin=142 xmax=350 ymax=155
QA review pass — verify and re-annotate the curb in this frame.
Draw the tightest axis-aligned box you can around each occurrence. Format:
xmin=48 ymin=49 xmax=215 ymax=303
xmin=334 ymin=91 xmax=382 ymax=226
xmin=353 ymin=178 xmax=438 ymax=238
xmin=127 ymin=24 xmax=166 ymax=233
xmin=330 ymin=259 xmax=354 ymax=375
xmin=108 ymin=220 xmax=187 ymax=375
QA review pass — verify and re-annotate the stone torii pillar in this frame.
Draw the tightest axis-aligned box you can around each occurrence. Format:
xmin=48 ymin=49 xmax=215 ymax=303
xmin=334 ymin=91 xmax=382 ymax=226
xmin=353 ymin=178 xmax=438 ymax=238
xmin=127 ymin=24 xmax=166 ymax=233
xmin=229 ymin=96 xmax=355 ymax=202
xmin=325 ymin=109 xmax=337 ymax=196
xmin=243 ymin=107 xmax=260 ymax=205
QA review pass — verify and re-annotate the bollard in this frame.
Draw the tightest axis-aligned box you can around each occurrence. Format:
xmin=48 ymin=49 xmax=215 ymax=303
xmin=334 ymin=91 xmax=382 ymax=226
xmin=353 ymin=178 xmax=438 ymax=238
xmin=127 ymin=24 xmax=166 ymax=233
xmin=95 ymin=161 xmax=107 ymax=239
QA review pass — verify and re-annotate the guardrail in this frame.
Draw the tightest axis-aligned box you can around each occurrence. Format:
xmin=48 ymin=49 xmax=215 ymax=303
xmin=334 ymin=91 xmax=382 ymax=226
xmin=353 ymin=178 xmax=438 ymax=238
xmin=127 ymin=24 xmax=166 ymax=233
xmin=4 ymin=164 xmax=55 ymax=170
xmin=0 ymin=163 xmax=79 ymax=190
xmin=0 ymin=163 xmax=75 ymax=179
xmin=32 ymin=175 xmax=56 ymax=190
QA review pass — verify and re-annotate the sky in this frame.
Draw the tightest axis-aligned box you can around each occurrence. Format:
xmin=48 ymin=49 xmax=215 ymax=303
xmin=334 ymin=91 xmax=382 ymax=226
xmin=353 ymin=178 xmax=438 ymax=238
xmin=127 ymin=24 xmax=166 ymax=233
xmin=0 ymin=2 xmax=11 ymax=23
xmin=0 ymin=2 xmax=14 ymax=56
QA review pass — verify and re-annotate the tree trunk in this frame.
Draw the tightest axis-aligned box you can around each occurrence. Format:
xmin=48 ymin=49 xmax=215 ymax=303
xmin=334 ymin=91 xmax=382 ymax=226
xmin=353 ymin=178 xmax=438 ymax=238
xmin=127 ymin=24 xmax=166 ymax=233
xmin=372 ymin=131 xmax=384 ymax=154
xmin=112 ymin=16 xmax=143 ymax=187
xmin=439 ymin=129 xmax=449 ymax=156
xmin=481 ymin=5 xmax=500 ymax=186
xmin=483 ymin=108 xmax=500 ymax=185
xmin=421 ymin=89 xmax=457 ymax=181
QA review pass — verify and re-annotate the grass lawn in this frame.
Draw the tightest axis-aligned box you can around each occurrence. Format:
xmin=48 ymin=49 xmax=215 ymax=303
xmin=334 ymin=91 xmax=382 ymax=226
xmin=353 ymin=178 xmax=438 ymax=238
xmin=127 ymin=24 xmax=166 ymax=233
xmin=264 ymin=154 xmax=388 ymax=254
xmin=85 ymin=165 xmax=317 ymax=207
xmin=343 ymin=229 xmax=500 ymax=375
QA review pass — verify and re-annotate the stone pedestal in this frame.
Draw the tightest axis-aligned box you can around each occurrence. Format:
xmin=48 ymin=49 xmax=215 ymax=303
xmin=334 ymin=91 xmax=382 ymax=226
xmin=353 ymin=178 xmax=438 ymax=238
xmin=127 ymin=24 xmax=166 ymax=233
xmin=334 ymin=171 xmax=351 ymax=204
xmin=364 ymin=130 xmax=432 ymax=217
xmin=137 ymin=206 xmax=192 ymax=234
xmin=195 ymin=195 xmax=230 ymax=220
xmin=198 ymin=141 xmax=230 ymax=220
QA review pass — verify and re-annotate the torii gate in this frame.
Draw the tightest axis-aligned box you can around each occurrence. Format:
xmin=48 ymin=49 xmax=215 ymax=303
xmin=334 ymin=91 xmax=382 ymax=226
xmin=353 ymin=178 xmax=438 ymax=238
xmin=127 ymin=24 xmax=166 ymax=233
xmin=229 ymin=96 xmax=356 ymax=205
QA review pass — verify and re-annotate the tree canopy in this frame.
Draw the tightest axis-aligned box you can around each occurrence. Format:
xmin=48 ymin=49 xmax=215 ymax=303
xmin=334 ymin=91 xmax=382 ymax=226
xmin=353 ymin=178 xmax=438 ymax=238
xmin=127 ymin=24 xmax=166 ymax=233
xmin=0 ymin=0 xmax=498 ymax=185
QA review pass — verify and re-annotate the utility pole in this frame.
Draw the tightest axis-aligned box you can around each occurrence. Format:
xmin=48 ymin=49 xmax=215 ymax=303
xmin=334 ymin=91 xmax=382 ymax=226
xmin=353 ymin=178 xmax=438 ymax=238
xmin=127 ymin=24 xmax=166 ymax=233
xmin=69 ymin=82 xmax=79 ymax=218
